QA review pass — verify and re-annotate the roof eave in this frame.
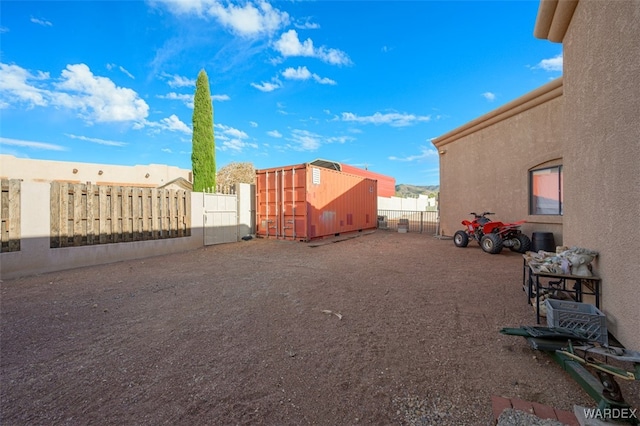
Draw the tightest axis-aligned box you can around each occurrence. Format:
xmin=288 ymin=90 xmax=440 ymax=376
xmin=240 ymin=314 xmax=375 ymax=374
xmin=432 ymin=78 xmax=563 ymax=149
xmin=534 ymin=0 xmax=579 ymax=43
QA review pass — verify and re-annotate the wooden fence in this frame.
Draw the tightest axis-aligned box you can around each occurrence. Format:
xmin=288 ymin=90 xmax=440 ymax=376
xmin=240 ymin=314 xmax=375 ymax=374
xmin=1 ymin=179 xmax=21 ymax=253
xmin=50 ymin=182 xmax=191 ymax=248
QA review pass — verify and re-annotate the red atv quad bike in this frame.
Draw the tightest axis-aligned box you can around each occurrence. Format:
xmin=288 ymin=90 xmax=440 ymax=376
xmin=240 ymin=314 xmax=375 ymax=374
xmin=453 ymin=212 xmax=532 ymax=254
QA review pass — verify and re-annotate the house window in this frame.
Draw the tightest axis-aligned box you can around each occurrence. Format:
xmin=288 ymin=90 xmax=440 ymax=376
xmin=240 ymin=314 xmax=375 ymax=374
xmin=530 ymin=165 xmax=563 ymax=215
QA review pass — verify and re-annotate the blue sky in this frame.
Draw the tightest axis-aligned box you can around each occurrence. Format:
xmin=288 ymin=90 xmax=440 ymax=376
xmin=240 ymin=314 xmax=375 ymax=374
xmin=0 ymin=0 xmax=562 ymax=186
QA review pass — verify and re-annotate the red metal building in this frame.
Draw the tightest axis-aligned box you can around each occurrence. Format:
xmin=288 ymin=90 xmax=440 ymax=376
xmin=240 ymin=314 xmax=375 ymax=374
xmin=339 ymin=164 xmax=396 ymax=198
xmin=307 ymin=159 xmax=396 ymax=198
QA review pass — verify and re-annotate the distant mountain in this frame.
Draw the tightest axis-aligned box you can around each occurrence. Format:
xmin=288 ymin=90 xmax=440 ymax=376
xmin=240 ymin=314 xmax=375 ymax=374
xmin=395 ymin=184 xmax=439 ymax=197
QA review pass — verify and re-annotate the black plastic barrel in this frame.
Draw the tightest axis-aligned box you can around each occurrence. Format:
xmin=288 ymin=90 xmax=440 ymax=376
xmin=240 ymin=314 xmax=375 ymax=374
xmin=531 ymin=232 xmax=556 ymax=252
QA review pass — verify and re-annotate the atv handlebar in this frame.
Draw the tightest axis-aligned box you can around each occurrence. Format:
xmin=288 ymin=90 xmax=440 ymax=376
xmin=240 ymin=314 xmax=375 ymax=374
xmin=469 ymin=212 xmax=494 ymax=217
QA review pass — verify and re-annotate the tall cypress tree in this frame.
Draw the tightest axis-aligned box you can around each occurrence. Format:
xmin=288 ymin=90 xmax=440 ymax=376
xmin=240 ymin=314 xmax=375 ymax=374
xmin=191 ymin=69 xmax=216 ymax=192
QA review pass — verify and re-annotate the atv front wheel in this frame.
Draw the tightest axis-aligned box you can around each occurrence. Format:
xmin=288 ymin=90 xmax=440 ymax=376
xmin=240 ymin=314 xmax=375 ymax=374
xmin=509 ymin=234 xmax=532 ymax=253
xmin=481 ymin=233 xmax=503 ymax=254
xmin=454 ymin=231 xmax=469 ymax=247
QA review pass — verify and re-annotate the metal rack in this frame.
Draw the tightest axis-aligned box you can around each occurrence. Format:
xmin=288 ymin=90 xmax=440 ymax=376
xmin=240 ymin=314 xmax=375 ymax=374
xmin=522 ymin=258 xmax=602 ymax=324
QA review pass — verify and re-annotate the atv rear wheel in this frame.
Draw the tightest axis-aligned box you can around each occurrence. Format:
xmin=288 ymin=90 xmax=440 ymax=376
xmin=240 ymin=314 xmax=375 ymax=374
xmin=481 ymin=233 xmax=503 ymax=254
xmin=453 ymin=231 xmax=469 ymax=247
xmin=509 ymin=234 xmax=532 ymax=253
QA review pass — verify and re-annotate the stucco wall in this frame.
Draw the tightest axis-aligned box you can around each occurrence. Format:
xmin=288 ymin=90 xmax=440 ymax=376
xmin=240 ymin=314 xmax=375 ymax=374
xmin=434 ymin=80 xmax=564 ymax=243
xmin=562 ymin=0 xmax=640 ymax=349
xmin=0 ymin=155 xmax=191 ymax=186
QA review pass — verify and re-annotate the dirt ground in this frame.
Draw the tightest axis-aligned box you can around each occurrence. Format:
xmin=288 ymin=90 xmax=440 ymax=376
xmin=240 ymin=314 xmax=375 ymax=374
xmin=1 ymin=231 xmax=638 ymax=425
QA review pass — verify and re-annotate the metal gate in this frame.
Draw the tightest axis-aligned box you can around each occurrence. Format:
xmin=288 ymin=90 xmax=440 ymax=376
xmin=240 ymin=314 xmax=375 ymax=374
xmin=204 ymin=193 xmax=238 ymax=245
xmin=376 ymin=210 xmax=439 ymax=234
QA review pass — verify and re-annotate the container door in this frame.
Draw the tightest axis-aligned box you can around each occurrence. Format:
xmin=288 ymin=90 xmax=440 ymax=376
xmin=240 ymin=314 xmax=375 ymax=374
xmin=280 ymin=168 xmax=306 ymax=240
xmin=256 ymin=167 xmax=307 ymax=240
xmin=257 ymin=170 xmax=276 ymax=238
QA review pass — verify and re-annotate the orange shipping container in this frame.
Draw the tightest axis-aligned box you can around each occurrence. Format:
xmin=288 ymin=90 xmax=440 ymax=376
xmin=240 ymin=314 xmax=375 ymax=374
xmin=256 ymin=163 xmax=378 ymax=241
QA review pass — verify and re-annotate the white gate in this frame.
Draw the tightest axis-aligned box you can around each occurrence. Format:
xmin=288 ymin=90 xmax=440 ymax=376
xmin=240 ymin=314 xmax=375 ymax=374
xmin=203 ymin=193 xmax=238 ymax=245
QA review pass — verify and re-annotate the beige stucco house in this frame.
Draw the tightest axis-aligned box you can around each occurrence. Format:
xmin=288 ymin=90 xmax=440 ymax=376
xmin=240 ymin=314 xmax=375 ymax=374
xmin=432 ymin=0 xmax=639 ymax=350
xmin=0 ymin=154 xmax=192 ymax=187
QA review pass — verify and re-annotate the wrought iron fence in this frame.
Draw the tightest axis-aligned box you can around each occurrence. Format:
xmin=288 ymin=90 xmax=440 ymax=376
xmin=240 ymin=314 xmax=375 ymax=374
xmin=377 ymin=210 xmax=439 ymax=234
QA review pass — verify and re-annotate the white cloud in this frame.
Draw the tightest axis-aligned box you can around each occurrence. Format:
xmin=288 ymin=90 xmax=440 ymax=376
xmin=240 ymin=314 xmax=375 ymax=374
xmin=52 ymin=64 xmax=149 ymax=123
xmin=318 ymin=48 xmax=352 ymax=67
xmin=107 ymin=63 xmax=135 ymax=79
xmin=388 ymin=146 xmax=438 ymax=162
xmin=0 ymin=63 xmax=202 ymax=136
xmin=482 ymin=92 xmax=496 ymax=101
xmin=341 ymin=111 xmax=431 ymax=127
xmin=251 ymin=79 xmax=282 ymax=92
xmin=207 ymin=0 xmax=290 ymax=37
xmin=0 ymin=27 xmax=9 ymax=33
xmin=294 ymin=20 xmax=320 ymax=30
xmin=215 ymin=123 xmax=257 ymax=152
xmin=220 ymin=139 xmax=258 ymax=151
xmin=158 ymin=92 xmax=194 ymax=108
xmin=158 ymin=92 xmax=229 ymax=108
xmin=65 ymin=133 xmax=128 ymax=147
xmin=143 ymin=114 xmax=191 ymax=134
xmin=162 ymin=73 xmax=196 ymax=88
xmin=267 ymin=130 xmax=282 ymax=138
xmin=327 ymin=135 xmax=354 ymax=144
xmin=249 ymin=121 xmax=258 ymax=127
xmin=288 ymin=129 xmax=321 ymax=151
xmin=216 ymin=123 xmax=248 ymax=139
xmin=281 ymin=66 xmax=337 ymax=85
xmin=158 ymin=0 xmax=289 ymax=37
xmin=274 ymin=30 xmax=313 ymax=56
xmin=282 ymin=66 xmax=312 ymax=80
xmin=161 ymin=148 xmax=173 ymax=153
xmin=30 ymin=17 xmax=52 ymax=27
xmin=273 ymin=30 xmax=352 ymax=66
xmin=313 ymin=75 xmax=336 ymax=85
xmin=119 ymin=66 xmax=134 ymax=79
xmin=0 ymin=137 xmax=66 ymax=151
xmin=152 ymin=0 xmax=208 ymax=15
xmin=160 ymin=114 xmax=191 ymax=134
xmin=0 ymin=63 xmax=50 ymax=107
xmin=158 ymin=92 xmax=193 ymax=106
xmin=536 ymin=53 xmax=563 ymax=72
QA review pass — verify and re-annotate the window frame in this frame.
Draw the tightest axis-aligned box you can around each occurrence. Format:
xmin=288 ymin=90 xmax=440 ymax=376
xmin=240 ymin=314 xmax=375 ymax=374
xmin=529 ymin=165 xmax=563 ymax=216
